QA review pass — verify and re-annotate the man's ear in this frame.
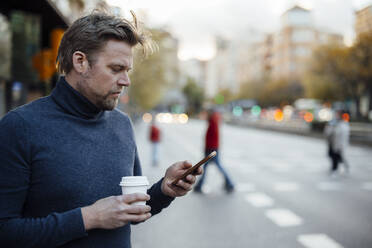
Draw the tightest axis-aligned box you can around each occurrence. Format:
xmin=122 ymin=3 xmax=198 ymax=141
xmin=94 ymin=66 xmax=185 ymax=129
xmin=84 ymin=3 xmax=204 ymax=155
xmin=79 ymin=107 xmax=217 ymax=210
xmin=72 ymin=51 xmax=89 ymax=74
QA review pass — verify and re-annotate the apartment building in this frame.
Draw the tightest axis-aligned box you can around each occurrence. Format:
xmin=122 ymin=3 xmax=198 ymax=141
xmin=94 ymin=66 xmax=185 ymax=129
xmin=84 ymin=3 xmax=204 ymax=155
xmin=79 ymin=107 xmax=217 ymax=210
xmin=240 ymin=34 xmax=273 ymax=83
xmin=354 ymin=4 xmax=372 ymax=118
xmin=271 ymin=5 xmax=343 ymax=81
xmin=355 ymin=4 xmax=372 ymax=37
xmin=205 ymin=36 xmax=244 ymax=98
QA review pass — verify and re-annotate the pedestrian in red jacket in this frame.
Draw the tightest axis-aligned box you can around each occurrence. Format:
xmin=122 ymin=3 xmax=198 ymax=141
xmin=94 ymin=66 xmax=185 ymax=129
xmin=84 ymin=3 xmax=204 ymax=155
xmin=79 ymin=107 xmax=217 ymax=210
xmin=149 ymin=119 xmax=161 ymax=166
xmin=194 ymin=110 xmax=234 ymax=193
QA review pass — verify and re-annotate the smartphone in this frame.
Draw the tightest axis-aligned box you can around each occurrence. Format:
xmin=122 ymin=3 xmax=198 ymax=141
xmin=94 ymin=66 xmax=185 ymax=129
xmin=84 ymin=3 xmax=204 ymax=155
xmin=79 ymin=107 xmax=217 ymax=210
xmin=171 ymin=151 xmax=217 ymax=185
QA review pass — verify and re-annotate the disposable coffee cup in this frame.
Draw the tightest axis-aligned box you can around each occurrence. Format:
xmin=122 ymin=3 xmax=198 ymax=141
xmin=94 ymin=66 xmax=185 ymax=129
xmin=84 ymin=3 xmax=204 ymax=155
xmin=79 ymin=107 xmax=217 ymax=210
xmin=119 ymin=176 xmax=149 ymax=205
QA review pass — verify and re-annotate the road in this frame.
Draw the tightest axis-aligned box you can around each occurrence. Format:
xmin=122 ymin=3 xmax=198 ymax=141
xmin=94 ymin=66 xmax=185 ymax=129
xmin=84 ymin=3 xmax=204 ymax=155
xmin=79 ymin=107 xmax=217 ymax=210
xmin=132 ymin=119 xmax=372 ymax=248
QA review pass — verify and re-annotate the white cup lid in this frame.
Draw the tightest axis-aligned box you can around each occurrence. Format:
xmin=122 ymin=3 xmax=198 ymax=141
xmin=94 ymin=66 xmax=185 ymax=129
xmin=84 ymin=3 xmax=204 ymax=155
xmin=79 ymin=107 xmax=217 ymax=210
xmin=119 ymin=176 xmax=149 ymax=186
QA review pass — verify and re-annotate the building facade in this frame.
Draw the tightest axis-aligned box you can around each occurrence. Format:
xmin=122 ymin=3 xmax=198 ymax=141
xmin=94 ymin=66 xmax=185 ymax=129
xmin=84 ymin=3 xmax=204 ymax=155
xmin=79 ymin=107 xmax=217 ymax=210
xmin=205 ymin=36 xmax=241 ymax=98
xmin=271 ymin=5 xmax=343 ymax=81
xmin=240 ymin=34 xmax=273 ymax=83
xmin=202 ymin=6 xmax=344 ymax=101
xmin=355 ymin=5 xmax=372 ymax=37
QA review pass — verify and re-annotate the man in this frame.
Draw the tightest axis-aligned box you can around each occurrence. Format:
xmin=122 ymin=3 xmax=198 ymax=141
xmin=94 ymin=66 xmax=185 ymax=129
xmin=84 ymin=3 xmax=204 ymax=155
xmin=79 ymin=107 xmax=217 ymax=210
xmin=324 ymin=110 xmax=350 ymax=175
xmin=0 ymin=12 xmax=201 ymax=247
xmin=194 ymin=109 xmax=234 ymax=193
xmin=149 ymin=118 xmax=161 ymax=166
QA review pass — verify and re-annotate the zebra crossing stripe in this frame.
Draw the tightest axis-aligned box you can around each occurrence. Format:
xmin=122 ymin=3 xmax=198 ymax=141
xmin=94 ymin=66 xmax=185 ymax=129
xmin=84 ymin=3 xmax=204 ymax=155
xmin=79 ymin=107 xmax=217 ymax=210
xmin=298 ymin=234 xmax=344 ymax=248
xmin=318 ymin=182 xmax=342 ymax=191
xmin=244 ymin=193 xmax=274 ymax=207
xmin=273 ymin=182 xmax=299 ymax=192
xmin=236 ymin=183 xmax=256 ymax=192
xmin=265 ymin=208 xmax=303 ymax=227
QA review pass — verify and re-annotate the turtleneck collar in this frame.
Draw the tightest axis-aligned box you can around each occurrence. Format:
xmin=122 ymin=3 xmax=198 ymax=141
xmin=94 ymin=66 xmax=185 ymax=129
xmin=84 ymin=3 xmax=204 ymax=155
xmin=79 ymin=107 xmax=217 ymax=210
xmin=51 ymin=76 xmax=104 ymax=119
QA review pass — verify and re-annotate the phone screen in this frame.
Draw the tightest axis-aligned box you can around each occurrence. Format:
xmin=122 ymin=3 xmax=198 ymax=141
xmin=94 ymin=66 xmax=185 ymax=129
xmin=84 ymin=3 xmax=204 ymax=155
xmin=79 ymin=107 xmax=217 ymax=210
xmin=171 ymin=151 xmax=217 ymax=185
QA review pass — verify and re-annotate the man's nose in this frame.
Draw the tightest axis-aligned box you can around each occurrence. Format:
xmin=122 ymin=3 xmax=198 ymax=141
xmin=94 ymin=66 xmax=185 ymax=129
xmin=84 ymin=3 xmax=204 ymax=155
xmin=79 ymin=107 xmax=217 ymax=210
xmin=118 ymin=76 xmax=130 ymax=87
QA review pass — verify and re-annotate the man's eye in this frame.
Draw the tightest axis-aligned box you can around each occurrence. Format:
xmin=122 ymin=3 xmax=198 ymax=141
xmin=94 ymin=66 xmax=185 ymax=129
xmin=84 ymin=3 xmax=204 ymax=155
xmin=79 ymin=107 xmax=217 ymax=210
xmin=112 ymin=68 xmax=121 ymax=73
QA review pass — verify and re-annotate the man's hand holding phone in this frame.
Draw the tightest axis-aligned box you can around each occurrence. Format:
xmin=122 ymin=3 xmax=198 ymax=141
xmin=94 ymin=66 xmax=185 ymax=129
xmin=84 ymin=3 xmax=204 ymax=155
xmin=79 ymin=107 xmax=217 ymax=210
xmin=161 ymin=151 xmax=216 ymax=197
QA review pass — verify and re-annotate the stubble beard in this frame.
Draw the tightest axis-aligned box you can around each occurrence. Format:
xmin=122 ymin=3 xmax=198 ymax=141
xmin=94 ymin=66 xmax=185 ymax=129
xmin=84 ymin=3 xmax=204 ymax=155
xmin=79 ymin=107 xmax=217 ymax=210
xmin=76 ymin=76 xmax=120 ymax=111
xmin=99 ymin=94 xmax=119 ymax=111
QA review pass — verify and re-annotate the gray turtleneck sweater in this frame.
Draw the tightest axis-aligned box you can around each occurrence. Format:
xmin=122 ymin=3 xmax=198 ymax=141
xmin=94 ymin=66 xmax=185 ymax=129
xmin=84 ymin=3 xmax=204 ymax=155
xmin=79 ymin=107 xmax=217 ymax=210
xmin=0 ymin=77 xmax=174 ymax=248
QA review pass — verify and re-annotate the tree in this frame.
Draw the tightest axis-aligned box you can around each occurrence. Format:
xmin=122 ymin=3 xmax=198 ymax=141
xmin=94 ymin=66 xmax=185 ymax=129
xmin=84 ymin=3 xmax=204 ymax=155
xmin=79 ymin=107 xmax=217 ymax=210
xmin=303 ymin=72 xmax=342 ymax=101
xmin=306 ymin=44 xmax=365 ymax=119
xmin=238 ymin=80 xmax=265 ymax=100
xmin=259 ymin=79 xmax=303 ymax=107
xmin=351 ymin=33 xmax=372 ymax=112
xmin=182 ymin=77 xmax=204 ymax=115
xmin=129 ymin=29 xmax=177 ymax=112
xmin=215 ymin=88 xmax=236 ymax=104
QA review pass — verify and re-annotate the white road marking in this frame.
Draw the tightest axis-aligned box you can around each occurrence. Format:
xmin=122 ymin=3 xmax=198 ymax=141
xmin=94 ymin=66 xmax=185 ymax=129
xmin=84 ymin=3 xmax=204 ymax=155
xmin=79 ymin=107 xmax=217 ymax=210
xmin=362 ymin=182 xmax=372 ymax=190
xmin=297 ymin=234 xmax=344 ymax=248
xmin=236 ymin=183 xmax=256 ymax=192
xmin=265 ymin=208 xmax=303 ymax=227
xmin=271 ymin=162 xmax=291 ymax=171
xmin=245 ymin=193 xmax=274 ymax=207
xmin=318 ymin=182 xmax=342 ymax=191
xmin=202 ymin=184 xmax=228 ymax=196
xmin=273 ymin=182 xmax=300 ymax=192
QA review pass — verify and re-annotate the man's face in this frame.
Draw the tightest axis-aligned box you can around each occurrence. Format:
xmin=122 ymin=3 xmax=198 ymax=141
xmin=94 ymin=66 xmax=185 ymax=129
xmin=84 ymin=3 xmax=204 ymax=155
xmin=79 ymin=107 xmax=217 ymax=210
xmin=76 ymin=40 xmax=133 ymax=110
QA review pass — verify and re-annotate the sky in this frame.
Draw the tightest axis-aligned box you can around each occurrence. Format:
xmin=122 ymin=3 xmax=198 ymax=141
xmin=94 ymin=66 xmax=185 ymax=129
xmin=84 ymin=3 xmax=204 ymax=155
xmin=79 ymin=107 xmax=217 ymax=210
xmin=107 ymin=0 xmax=372 ymax=60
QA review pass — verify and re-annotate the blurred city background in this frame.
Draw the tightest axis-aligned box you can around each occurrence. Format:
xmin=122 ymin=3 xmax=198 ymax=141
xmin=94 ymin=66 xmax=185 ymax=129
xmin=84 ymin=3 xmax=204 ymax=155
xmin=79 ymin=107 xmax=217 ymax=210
xmin=1 ymin=0 xmax=372 ymax=247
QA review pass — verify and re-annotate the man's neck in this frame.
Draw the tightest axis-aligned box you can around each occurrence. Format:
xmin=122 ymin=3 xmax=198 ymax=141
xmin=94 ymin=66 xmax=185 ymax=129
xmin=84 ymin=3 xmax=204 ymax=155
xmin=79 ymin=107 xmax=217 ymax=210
xmin=64 ymin=73 xmax=79 ymax=92
xmin=64 ymin=73 xmax=101 ymax=111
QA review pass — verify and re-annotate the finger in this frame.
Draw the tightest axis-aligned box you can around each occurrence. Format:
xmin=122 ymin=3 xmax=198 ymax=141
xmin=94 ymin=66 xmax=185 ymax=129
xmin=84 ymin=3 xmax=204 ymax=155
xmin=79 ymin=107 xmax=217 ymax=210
xmin=172 ymin=186 xmax=188 ymax=196
xmin=129 ymin=213 xmax=152 ymax=223
xmin=123 ymin=193 xmax=150 ymax=204
xmin=166 ymin=180 xmax=188 ymax=194
xmin=191 ymin=166 xmax=203 ymax=175
xmin=185 ymin=174 xmax=196 ymax=184
xmin=126 ymin=205 xmax=151 ymax=214
xmin=180 ymin=160 xmax=193 ymax=169
xmin=195 ymin=166 xmax=203 ymax=175
xmin=171 ymin=179 xmax=179 ymax=185
xmin=174 ymin=180 xmax=193 ymax=191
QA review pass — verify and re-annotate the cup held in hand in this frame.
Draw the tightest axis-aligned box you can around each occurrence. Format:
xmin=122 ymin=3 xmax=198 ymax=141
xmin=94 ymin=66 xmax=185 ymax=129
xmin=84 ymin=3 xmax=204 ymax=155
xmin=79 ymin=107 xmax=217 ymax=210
xmin=119 ymin=176 xmax=149 ymax=205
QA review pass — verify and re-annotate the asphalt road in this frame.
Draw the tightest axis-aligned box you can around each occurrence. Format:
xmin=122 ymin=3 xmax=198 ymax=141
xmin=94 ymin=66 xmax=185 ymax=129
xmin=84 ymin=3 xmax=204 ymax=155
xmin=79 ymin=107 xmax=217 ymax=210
xmin=132 ymin=119 xmax=372 ymax=248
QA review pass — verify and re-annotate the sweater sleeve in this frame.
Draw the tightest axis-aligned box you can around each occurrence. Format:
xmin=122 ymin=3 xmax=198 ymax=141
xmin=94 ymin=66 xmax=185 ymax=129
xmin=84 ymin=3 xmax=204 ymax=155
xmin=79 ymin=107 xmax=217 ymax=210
xmin=146 ymin=178 xmax=174 ymax=216
xmin=0 ymin=112 xmax=87 ymax=247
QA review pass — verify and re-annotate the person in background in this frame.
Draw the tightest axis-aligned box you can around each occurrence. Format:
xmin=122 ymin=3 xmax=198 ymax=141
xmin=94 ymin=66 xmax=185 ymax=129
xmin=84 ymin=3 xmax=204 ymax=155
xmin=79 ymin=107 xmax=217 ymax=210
xmin=324 ymin=110 xmax=350 ymax=175
xmin=194 ymin=109 xmax=235 ymax=193
xmin=149 ymin=118 xmax=161 ymax=166
xmin=0 ymin=11 xmax=202 ymax=248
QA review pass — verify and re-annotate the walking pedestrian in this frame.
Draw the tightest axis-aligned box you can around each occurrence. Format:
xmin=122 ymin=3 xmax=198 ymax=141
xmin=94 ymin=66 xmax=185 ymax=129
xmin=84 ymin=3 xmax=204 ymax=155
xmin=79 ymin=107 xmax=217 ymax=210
xmin=324 ymin=110 xmax=350 ymax=175
xmin=149 ymin=118 xmax=161 ymax=166
xmin=0 ymin=11 xmax=202 ymax=248
xmin=194 ymin=109 xmax=235 ymax=193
